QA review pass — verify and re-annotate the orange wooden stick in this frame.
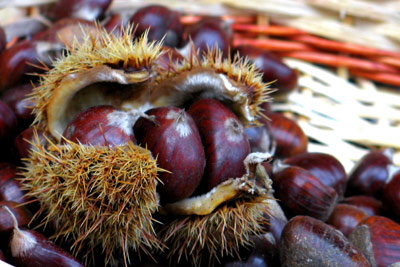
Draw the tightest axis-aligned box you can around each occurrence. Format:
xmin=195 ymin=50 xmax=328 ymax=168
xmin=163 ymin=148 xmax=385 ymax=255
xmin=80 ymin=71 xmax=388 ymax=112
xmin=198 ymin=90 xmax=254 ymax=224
xmin=375 ymin=57 xmax=400 ymax=69
xmin=350 ymin=70 xmax=400 ymax=86
xmin=6 ymin=37 xmax=19 ymax=49
xmin=289 ymin=34 xmax=400 ymax=59
xmin=232 ymin=24 xmax=304 ymax=36
xmin=279 ymin=51 xmax=400 ymax=74
xmin=233 ymin=36 xmax=315 ymax=52
xmin=180 ymin=15 xmax=255 ymax=25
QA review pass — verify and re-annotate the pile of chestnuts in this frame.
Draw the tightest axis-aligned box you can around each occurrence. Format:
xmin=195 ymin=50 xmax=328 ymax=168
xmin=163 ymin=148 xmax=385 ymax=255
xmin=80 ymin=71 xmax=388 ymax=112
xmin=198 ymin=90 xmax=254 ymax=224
xmin=0 ymin=1 xmax=399 ymax=267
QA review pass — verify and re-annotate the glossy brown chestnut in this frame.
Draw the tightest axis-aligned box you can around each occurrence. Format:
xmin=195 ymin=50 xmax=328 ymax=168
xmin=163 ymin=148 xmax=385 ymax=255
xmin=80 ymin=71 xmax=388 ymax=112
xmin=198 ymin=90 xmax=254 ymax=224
xmin=46 ymin=0 xmax=112 ymax=21
xmin=187 ymin=98 xmax=250 ymax=192
xmin=0 ymin=163 xmax=28 ymax=205
xmin=130 ymin=5 xmax=183 ymax=47
xmin=0 ymin=101 xmax=17 ymax=141
xmin=0 ymin=201 xmax=31 ymax=237
xmin=1 ymin=84 xmax=35 ymax=128
xmin=283 ymin=152 xmax=347 ymax=197
xmin=104 ymin=14 xmax=124 ymax=36
xmin=62 ymin=105 xmax=137 ymax=147
xmin=134 ymin=107 xmax=205 ymax=202
xmin=183 ymin=17 xmax=232 ymax=57
xmin=383 ymin=170 xmax=400 ymax=220
xmin=280 ymin=216 xmax=370 ymax=267
xmin=347 ymin=149 xmax=393 ymax=197
xmin=0 ymin=40 xmax=63 ymax=91
xmin=272 ymin=165 xmax=337 ymax=221
xmin=327 ymin=204 xmax=368 ymax=237
xmin=237 ymin=46 xmax=298 ymax=94
xmin=268 ymin=112 xmax=307 ymax=159
xmin=14 ymin=127 xmax=46 ymax=159
xmin=9 ymin=224 xmax=83 ymax=267
xmin=342 ymin=195 xmax=382 ymax=216
xmin=355 ymin=216 xmax=400 ymax=267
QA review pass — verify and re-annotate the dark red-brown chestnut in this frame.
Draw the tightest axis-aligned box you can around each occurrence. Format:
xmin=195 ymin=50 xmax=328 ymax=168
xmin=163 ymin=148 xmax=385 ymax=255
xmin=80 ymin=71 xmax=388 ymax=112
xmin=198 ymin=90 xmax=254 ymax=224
xmin=342 ymin=195 xmax=382 ymax=217
xmin=268 ymin=112 xmax=307 ymax=159
xmin=327 ymin=204 xmax=368 ymax=237
xmin=0 ymin=100 xmax=17 ymax=141
xmin=0 ymin=26 xmax=6 ymax=55
xmin=245 ymin=119 xmax=275 ymax=154
xmin=0 ymin=163 xmax=28 ymax=205
xmin=280 ymin=215 xmax=370 ymax=267
xmin=187 ymin=98 xmax=250 ymax=192
xmin=283 ymin=152 xmax=347 ymax=197
xmin=134 ymin=107 xmax=205 ymax=202
xmin=354 ymin=216 xmax=400 ymax=267
xmin=14 ymin=127 xmax=46 ymax=159
xmin=383 ymin=169 xmax=400 ymax=220
xmin=272 ymin=165 xmax=337 ymax=221
xmin=130 ymin=5 xmax=183 ymax=48
xmin=0 ymin=201 xmax=31 ymax=237
xmin=347 ymin=149 xmax=393 ymax=197
xmin=45 ymin=0 xmax=112 ymax=21
xmin=237 ymin=46 xmax=298 ymax=94
xmin=62 ymin=105 xmax=137 ymax=147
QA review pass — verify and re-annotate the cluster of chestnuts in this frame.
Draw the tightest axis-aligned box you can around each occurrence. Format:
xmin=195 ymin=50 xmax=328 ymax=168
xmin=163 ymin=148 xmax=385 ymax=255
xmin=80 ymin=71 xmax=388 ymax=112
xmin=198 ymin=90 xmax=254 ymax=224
xmin=0 ymin=1 xmax=399 ymax=267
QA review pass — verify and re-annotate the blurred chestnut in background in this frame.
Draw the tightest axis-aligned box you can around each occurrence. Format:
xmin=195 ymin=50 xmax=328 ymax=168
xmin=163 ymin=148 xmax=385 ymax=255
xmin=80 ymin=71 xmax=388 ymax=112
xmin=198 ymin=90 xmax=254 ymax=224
xmin=0 ymin=40 xmax=63 ymax=91
xmin=354 ymin=216 xmax=400 ymax=267
xmin=182 ymin=17 xmax=232 ymax=57
xmin=130 ymin=5 xmax=183 ymax=47
xmin=347 ymin=149 xmax=393 ymax=198
xmin=383 ymin=169 xmax=400 ymax=220
xmin=45 ymin=0 xmax=112 ymax=21
xmin=0 ymin=101 xmax=17 ymax=141
xmin=272 ymin=165 xmax=337 ymax=221
xmin=283 ymin=152 xmax=347 ymax=197
xmin=280 ymin=215 xmax=369 ymax=267
xmin=327 ymin=204 xmax=368 ymax=237
xmin=0 ymin=26 xmax=6 ymax=55
xmin=14 ymin=127 xmax=46 ymax=159
xmin=237 ymin=47 xmax=298 ymax=94
xmin=342 ymin=195 xmax=382 ymax=217
xmin=268 ymin=112 xmax=307 ymax=158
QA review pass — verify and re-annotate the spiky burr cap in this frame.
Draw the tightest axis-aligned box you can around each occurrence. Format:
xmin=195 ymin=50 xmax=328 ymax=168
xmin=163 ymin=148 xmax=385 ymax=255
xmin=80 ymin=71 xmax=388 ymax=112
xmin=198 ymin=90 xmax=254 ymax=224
xmin=21 ymin=133 xmax=162 ymax=265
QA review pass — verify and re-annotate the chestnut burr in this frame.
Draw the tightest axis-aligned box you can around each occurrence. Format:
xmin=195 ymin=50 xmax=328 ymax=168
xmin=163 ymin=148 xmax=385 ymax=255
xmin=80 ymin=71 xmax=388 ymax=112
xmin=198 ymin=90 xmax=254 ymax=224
xmin=14 ymin=127 xmax=46 ymax=159
xmin=283 ymin=152 xmax=347 ymax=197
xmin=280 ymin=216 xmax=370 ymax=267
xmin=347 ymin=149 xmax=393 ymax=197
xmin=134 ymin=107 xmax=205 ymax=202
xmin=62 ymin=105 xmax=137 ymax=147
xmin=268 ymin=112 xmax=307 ymax=159
xmin=188 ymin=98 xmax=250 ymax=192
xmin=272 ymin=165 xmax=338 ymax=221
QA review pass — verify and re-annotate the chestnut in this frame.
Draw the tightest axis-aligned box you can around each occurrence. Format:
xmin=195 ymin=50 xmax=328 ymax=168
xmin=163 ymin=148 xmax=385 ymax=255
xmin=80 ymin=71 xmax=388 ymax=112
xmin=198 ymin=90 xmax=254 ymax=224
xmin=14 ymin=127 xmax=46 ymax=159
xmin=245 ymin=120 xmax=275 ymax=154
xmin=237 ymin=47 xmax=298 ymax=94
xmin=283 ymin=152 xmax=347 ymax=197
xmin=280 ymin=216 xmax=370 ymax=267
xmin=272 ymin=165 xmax=337 ymax=221
xmin=134 ymin=107 xmax=205 ymax=202
xmin=62 ymin=105 xmax=137 ymax=147
xmin=268 ymin=112 xmax=308 ymax=159
xmin=187 ymin=98 xmax=250 ymax=192
xmin=182 ymin=17 xmax=232 ymax=57
xmin=104 ymin=14 xmax=124 ymax=36
xmin=383 ymin=169 xmax=400 ymax=220
xmin=0 ymin=100 xmax=17 ymax=141
xmin=342 ymin=195 xmax=382 ymax=216
xmin=353 ymin=216 xmax=400 ymax=267
xmin=347 ymin=149 xmax=393 ymax=197
xmin=45 ymin=0 xmax=112 ymax=21
xmin=3 ymin=205 xmax=83 ymax=267
xmin=0 ymin=40 xmax=63 ymax=91
xmin=327 ymin=204 xmax=368 ymax=237
xmin=0 ymin=201 xmax=31 ymax=237
xmin=1 ymin=84 xmax=35 ymax=129
xmin=130 ymin=5 xmax=183 ymax=48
